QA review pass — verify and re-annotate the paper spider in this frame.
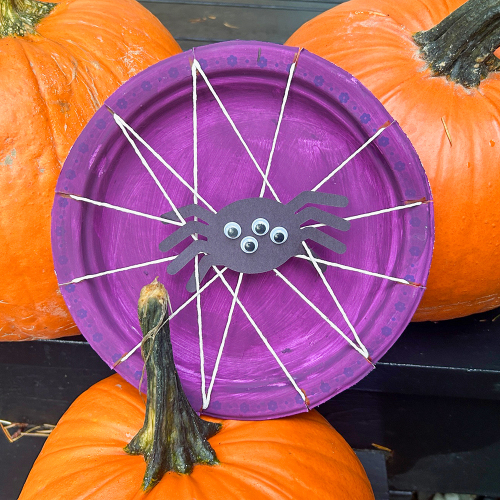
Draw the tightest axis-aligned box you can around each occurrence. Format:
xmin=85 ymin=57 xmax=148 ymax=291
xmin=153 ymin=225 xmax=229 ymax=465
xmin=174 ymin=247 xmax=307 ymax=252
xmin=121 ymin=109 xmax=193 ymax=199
xmin=159 ymin=191 xmax=350 ymax=292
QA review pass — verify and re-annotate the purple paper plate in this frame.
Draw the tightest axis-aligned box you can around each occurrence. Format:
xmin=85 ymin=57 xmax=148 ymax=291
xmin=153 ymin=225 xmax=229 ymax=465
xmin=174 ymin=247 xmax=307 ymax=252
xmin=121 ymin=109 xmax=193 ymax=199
xmin=52 ymin=41 xmax=433 ymax=420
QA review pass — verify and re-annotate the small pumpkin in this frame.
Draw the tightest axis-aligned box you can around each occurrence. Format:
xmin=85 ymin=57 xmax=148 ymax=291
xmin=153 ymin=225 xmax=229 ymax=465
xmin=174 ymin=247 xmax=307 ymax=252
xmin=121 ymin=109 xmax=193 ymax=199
xmin=0 ymin=0 xmax=181 ymax=341
xmin=286 ymin=0 xmax=500 ymax=321
xmin=20 ymin=280 xmax=374 ymax=499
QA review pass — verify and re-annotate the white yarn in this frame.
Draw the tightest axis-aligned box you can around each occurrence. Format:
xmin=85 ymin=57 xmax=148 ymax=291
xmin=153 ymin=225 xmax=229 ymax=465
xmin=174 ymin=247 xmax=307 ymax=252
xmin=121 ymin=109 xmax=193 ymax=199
xmin=259 ymin=57 xmax=298 ymax=197
xmin=62 ymin=194 xmax=183 ymax=226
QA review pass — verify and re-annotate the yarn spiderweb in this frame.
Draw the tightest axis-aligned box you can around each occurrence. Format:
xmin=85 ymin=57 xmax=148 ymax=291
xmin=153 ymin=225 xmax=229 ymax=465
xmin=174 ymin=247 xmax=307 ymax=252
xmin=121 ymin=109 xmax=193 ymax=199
xmin=52 ymin=42 xmax=434 ymax=419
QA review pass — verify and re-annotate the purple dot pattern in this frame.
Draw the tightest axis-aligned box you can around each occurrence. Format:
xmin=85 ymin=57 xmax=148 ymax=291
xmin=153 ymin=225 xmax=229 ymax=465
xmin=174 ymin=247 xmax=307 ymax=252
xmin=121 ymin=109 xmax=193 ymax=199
xmin=314 ymin=75 xmax=324 ymax=87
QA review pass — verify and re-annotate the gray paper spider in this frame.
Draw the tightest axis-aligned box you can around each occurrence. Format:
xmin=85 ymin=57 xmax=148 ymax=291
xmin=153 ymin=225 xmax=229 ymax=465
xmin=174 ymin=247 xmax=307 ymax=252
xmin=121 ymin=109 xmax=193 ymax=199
xmin=159 ymin=191 xmax=350 ymax=292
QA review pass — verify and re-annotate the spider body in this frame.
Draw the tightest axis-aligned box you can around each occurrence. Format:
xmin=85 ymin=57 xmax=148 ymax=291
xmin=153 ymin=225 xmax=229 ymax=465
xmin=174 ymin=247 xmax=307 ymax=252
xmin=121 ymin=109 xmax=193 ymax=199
xmin=160 ymin=191 xmax=350 ymax=292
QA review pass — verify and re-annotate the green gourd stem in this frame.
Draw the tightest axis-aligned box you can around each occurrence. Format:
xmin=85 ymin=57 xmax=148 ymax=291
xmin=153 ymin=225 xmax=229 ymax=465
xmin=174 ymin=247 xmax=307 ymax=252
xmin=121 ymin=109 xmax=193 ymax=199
xmin=413 ymin=0 xmax=500 ymax=88
xmin=125 ymin=279 xmax=221 ymax=492
xmin=0 ymin=0 xmax=57 ymax=37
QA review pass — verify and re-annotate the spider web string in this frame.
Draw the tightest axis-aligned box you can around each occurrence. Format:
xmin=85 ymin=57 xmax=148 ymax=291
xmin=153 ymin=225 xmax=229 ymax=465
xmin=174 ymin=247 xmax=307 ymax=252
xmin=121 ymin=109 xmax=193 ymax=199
xmin=104 ymin=58 xmax=419 ymax=406
xmin=110 ymin=110 xmax=216 ymax=214
xmin=203 ymin=52 xmax=370 ymax=361
xmin=193 ymin=54 xmax=374 ymax=364
xmin=190 ymin=56 xmax=368 ymax=395
xmin=114 ymin=99 xmax=237 ymax=399
xmin=311 ymin=120 xmax=394 ymax=192
xmin=192 ymin=59 xmax=208 ymax=410
xmin=273 ymin=269 xmax=367 ymax=358
xmin=204 ymin=272 xmax=244 ymax=409
xmin=112 ymin=113 xmax=186 ymax=225
xmin=192 ymin=57 xmax=300 ymax=407
xmin=106 ymin=102 xmax=233 ymax=384
xmin=191 ymin=59 xmax=281 ymax=203
xmin=293 ymin=255 xmax=422 ymax=287
xmin=259 ymin=51 xmax=299 ymax=198
xmin=56 ymin=193 xmax=184 ymax=226
xmin=302 ymin=241 xmax=369 ymax=358
xmin=59 ymin=256 xmax=177 ymax=286
xmin=211 ymin=266 xmax=306 ymax=404
xmin=304 ymin=200 xmax=428 ymax=226
xmin=345 ymin=201 xmax=429 ymax=221
xmin=191 ymin=59 xmax=209 ymax=409
xmin=295 ymin=200 xmax=430 ymax=287
xmin=110 ymin=71 xmax=297 ymax=406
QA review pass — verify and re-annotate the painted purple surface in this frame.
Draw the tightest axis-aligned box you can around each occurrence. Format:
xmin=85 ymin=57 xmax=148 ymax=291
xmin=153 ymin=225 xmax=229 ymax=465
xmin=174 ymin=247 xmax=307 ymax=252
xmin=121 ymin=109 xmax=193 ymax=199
xmin=52 ymin=41 xmax=434 ymax=420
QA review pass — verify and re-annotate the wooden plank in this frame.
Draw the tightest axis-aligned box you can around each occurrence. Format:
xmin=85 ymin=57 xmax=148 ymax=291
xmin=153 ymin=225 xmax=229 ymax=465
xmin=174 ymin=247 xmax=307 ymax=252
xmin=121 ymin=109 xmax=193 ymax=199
xmin=0 ymin=437 xmax=45 ymax=500
xmin=143 ymin=0 xmax=343 ymax=10
xmin=141 ymin=0 xmax=330 ymax=46
xmin=319 ymin=390 xmax=500 ymax=497
xmin=355 ymin=450 xmax=390 ymax=500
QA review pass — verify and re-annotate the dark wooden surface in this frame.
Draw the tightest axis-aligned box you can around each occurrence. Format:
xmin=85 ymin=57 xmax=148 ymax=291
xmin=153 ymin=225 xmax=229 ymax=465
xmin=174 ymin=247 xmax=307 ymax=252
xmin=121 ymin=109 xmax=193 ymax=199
xmin=2 ymin=307 xmax=500 ymax=498
xmin=141 ymin=0 xmax=345 ymax=50
xmin=2 ymin=0 xmax=500 ymax=498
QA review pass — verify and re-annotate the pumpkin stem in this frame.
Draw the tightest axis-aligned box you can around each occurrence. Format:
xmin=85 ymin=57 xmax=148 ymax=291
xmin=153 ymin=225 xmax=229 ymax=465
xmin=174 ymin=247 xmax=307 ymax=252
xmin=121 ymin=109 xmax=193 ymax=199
xmin=0 ymin=0 xmax=57 ymax=38
xmin=124 ymin=278 xmax=221 ymax=492
xmin=413 ymin=0 xmax=500 ymax=88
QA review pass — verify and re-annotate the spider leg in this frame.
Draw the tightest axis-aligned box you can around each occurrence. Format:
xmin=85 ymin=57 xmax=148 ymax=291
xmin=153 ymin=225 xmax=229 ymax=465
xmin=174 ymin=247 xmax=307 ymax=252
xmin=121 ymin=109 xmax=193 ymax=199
xmin=296 ymin=207 xmax=350 ymax=231
xmin=300 ymin=227 xmax=346 ymax=254
xmin=167 ymin=239 xmax=208 ymax=275
xmin=186 ymin=255 xmax=216 ymax=293
xmin=161 ymin=204 xmax=216 ymax=224
xmin=287 ymin=191 xmax=348 ymax=213
xmin=159 ymin=221 xmax=208 ymax=252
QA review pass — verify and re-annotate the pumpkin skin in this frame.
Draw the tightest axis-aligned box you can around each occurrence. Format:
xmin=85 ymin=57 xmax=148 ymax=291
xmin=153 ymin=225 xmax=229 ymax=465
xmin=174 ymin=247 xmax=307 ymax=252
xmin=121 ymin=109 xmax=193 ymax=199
xmin=19 ymin=374 xmax=374 ymax=500
xmin=286 ymin=0 xmax=500 ymax=321
xmin=0 ymin=0 xmax=181 ymax=341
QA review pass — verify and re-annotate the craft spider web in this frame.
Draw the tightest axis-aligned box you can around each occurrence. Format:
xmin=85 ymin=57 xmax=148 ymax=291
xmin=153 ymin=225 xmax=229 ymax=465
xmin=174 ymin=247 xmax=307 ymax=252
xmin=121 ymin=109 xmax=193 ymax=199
xmin=52 ymin=41 xmax=434 ymax=419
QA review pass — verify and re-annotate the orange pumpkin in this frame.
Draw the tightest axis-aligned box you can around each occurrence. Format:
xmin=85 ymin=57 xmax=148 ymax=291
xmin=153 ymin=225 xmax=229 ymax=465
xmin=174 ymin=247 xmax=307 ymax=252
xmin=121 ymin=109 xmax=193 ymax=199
xmin=19 ymin=374 xmax=374 ymax=500
xmin=0 ymin=0 xmax=181 ymax=340
xmin=20 ymin=278 xmax=374 ymax=499
xmin=286 ymin=0 xmax=500 ymax=321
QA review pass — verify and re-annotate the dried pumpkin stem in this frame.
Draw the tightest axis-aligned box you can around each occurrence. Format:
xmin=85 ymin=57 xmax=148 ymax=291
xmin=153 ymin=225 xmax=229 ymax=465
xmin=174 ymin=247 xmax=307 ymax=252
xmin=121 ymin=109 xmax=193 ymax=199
xmin=413 ymin=0 xmax=500 ymax=88
xmin=0 ymin=0 xmax=57 ymax=38
xmin=125 ymin=278 xmax=221 ymax=492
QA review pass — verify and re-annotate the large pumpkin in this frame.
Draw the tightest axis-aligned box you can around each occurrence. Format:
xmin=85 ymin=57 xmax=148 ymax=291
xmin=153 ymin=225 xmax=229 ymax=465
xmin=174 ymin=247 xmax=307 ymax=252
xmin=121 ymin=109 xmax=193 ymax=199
xmin=286 ymin=0 xmax=500 ymax=321
xmin=19 ymin=374 xmax=374 ymax=499
xmin=20 ymin=279 xmax=374 ymax=499
xmin=0 ymin=0 xmax=181 ymax=340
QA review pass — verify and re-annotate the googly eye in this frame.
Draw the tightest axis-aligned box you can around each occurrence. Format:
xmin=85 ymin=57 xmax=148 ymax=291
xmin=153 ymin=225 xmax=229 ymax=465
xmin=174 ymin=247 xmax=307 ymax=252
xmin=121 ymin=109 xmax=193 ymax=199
xmin=224 ymin=222 xmax=241 ymax=239
xmin=252 ymin=218 xmax=270 ymax=236
xmin=270 ymin=227 xmax=288 ymax=244
xmin=241 ymin=236 xmax=259 ymax=254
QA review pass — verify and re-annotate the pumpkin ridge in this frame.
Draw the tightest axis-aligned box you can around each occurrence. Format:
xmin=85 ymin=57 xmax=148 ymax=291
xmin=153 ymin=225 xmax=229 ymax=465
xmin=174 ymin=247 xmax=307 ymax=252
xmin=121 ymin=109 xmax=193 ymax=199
xmin=64 ymin=462 xmax=144 ymax=500
xmin=49 ymin=420 xmax=143 ymax=442
xmin=31 ymin=441 xmax=132 ymax=460
xmin=205 ymin=462 xmax=296 ymax=498
xmin=92 ymin=378 xmax=148 ymax=401
xmin=35 ymin=35 xmax=120 ymax=111
xmin=57 ymin=36 xmax=131 ymax=88
xmin=67 ymin=379 xmax=148 ymax=418
xmin=38 ymin=6 xmax=176 ymax=77
xmin=220 ymin=439 xmax=367 ymax=482
xmin=15 ymin=39 xmax=62 ymax=163
xmin=25 ymin=454 xmax=140 ymax=497
xmin=72 ymin=463 xmax=145 ymax=500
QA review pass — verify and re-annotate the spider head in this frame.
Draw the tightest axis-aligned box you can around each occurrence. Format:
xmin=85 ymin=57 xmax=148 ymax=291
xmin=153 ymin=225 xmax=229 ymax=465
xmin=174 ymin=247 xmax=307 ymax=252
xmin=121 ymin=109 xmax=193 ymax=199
xmin=211 ymin=197 xmax=302 ymax=274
